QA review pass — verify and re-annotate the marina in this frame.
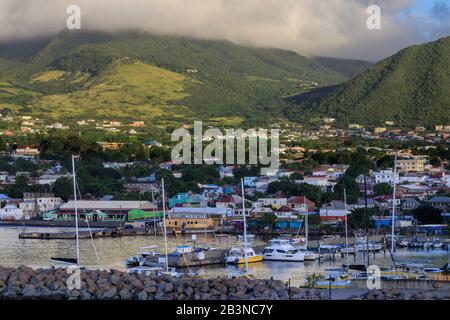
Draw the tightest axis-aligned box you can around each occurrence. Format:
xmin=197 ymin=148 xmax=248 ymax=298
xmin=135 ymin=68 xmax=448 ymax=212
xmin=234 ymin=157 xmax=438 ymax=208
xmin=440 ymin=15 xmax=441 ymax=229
xmin=1 ymin=225 xmax=449 ymax=287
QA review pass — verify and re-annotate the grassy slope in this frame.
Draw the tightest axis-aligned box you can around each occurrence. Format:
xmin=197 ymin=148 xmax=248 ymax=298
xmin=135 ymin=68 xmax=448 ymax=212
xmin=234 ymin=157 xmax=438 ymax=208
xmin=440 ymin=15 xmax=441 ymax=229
xmin=29 ymin=60 xmax=198 ymax=123
xmin=0 ymin=31 xmax=348 ymax=127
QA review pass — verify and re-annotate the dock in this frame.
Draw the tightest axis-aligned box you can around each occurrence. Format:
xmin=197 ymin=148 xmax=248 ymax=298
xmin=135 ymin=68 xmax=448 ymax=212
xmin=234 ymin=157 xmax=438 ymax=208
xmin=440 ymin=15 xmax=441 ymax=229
xmin=18 ymin=228 xmax=152 ymax=240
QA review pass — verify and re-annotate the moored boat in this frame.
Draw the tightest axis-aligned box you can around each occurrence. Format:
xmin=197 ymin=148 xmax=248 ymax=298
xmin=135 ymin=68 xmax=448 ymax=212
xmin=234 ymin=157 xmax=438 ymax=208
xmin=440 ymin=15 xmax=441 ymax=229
xmin=262 ymin=239 xmax=305 ymax=262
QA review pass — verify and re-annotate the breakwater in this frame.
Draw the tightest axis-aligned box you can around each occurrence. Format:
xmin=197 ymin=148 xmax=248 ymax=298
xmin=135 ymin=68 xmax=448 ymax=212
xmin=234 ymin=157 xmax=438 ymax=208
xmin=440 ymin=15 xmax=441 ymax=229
xmin=0 ymin=266 xmax=448 ymax=300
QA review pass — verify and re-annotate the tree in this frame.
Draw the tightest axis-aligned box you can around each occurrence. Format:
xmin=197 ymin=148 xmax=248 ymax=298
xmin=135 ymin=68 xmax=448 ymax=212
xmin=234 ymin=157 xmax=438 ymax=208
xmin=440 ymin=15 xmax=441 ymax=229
xmin=429 ymin=157 xmax=441 ymax=167
xmin=52 ymin=177 xmax=73 ymax=201
xmin=412 ymin=205 xmax=443 ymax=224
xmin=259 ymin=212 xmax=277 ymax=228
xmin=373 ymin=183 xmax=392 ymax=196
xmin=334 ymin=175 xmax=360 ymax=204
xmin=5 ymin=175 xmax=30 ymax=199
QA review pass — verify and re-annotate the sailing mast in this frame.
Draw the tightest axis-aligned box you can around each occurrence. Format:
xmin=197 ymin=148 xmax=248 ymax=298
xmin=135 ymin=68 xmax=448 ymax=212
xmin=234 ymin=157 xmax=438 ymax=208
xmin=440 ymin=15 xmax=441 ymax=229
xmin=344 ymin=188 xmax=349 ymax=273
xmin=72 ymin=155 xmax=80 ymax=267
xmin=304 ymin=195 xmax=308 ymax=250
xmin=391 ymin=153 xmax=398 ymax=253
xmin=161 ymin=179 xmax=169 ymax=272
xmin=241 ymin=179 xmax=249 ymax=273
xmin=363 ymin=174 xmax=369 ymax=267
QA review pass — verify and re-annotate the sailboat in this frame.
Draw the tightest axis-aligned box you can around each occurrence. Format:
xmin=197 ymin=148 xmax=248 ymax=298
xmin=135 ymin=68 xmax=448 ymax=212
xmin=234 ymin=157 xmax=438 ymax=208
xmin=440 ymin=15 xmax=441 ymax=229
xmin=50 ymin=155 xmax=80 ymax=267
xmin=224 ymin=179 xmax=263 ymax=266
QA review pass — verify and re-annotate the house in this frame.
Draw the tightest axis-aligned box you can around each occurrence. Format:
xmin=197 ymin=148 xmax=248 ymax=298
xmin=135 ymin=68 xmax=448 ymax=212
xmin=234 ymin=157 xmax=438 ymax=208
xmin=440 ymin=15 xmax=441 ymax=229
xmin=0 ymin=205 xmax=24 ymax=221
xmin=168 ymin=193 xmax=205 ymax=208
xmin=352 ymin=198 xmax=376 ymax=209
xmin=287 ymin=196 xmax=315 ymax=213
xmin=218 ymin=166 xmax=234 ymax=180
xmin=103 ymin=162 xmax=133 ymax=169
xmin=396 ymin=158 xmax=426 ymax=173
xmin=97 ymin=142 xmax=124 ymax=151
xmin=215 ymin=195 xmax=242 ymax=209
xmin=402 ymin=198 xmax=420 ymax=210
xmin=300 ymin=175 xmax=336 ymax=192
xmin=272 ymin=206 xmax=298 ymax=219
xmin=256 ymin=197 xmax=288 ymax=209
xmin=399 ymin=173 xmax=427 ymax=184
xmin=35 ymin=174 xmax=69 ymax=185
xmin=426 ymin=196 xmax=450 ymax=211
xmin=0 ymin=171 xmax=13 ymax=184
xmin=397 ymin=184 xmax=430 ymax=199
xmin=11 ymin=146 xmax=40 ymax=159
xmin=319 ymin=201 xmax=351 ymax=221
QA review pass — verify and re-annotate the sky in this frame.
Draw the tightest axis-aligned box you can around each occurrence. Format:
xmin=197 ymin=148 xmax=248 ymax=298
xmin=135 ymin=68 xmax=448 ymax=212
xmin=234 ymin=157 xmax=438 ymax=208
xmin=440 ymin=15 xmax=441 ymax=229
xmin=0 ymin=0 xmax=449 ymax=61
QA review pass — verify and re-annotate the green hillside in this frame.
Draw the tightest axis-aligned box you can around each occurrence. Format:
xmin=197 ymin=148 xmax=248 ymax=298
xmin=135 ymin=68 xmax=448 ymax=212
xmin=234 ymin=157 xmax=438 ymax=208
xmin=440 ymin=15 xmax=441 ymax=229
xmin=0 ymin=30 xmax=347 ymax=128
xmin=313 ymin=57 xmax=372 ymax=78
xmin=286 ymin=36 xmax=450 ymax=127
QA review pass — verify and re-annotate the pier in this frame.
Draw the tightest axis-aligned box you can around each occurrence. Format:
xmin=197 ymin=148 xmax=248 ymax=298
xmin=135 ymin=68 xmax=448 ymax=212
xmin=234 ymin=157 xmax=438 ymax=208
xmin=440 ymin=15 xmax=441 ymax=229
xmin=18 ymin=228 xmax=152 ymax=240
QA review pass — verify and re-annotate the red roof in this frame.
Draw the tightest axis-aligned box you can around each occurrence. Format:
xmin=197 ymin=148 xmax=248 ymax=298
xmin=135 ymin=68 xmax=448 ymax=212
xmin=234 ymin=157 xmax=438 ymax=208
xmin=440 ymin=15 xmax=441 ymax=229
xmin=288 ymin=196 xmax=307 ymax=204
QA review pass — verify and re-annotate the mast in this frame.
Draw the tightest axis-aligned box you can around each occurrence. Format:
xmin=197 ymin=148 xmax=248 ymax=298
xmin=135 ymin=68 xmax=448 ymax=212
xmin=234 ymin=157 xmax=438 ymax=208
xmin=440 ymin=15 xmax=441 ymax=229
xmin=304 ymin=195 xmax=308 ymax=250
xmin=161 ymin=179 xmax=169 ymax=272
xmin=151 ymin=189 xmax=157 ymax=241
xmin=241 ymin=179 xmax=249 ymax=273
xmin=344 ymin=188 xmax=349 ymax=273
xmin=364 ymin=174 xmax=369 ymax=267
xmin=72 ymin=155 xmax=80 ymax=267
xmin=391 ymin=153 xmax=397 ymax=253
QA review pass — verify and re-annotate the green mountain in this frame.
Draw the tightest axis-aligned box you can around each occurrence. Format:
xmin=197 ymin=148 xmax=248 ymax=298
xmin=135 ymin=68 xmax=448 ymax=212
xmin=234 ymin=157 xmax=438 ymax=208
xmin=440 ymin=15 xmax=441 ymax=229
xmin=285 ymin=36 xmax=450 ymax=127
xmin=313 ymin=57 xmax=372 ymax=78
xmin=0 ymin=30 xmax=348 ymax=128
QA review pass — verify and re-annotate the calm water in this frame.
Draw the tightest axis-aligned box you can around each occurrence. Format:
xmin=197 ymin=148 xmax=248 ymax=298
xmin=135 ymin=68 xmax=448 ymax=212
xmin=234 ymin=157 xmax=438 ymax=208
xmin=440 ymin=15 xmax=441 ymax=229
xmin=0 ymin=226 xmax=449 ymax=286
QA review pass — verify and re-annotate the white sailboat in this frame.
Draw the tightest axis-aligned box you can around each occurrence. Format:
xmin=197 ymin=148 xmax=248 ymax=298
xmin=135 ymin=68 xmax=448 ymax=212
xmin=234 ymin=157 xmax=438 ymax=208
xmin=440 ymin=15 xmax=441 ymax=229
xmin=224 ymin=179 xmax=262 ymax=267
xmin=50 ymin=155 xmax=80 ymax=267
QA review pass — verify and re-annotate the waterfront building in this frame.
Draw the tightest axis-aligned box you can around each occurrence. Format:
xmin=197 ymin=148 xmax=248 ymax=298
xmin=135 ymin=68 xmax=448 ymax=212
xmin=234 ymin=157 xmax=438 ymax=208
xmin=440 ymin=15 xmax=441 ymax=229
xmin=0 ymin=205 xmax=24 ymax=221
xmin=57 ymin=200 xmax=155 ymax=221
xmin=19 ymin=193 xmax=63 ymax=218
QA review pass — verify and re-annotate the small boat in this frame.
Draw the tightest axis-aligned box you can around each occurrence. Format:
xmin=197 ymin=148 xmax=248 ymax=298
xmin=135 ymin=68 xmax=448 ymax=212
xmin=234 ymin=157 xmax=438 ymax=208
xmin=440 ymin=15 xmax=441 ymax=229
xmin=127 ymin=266 xmax=165 ymax=276
xmin=125 ymin=250 xmax=160 ymax=268
xmin=319 ymin=244 xmax=339 ymax=253
xmin=314 ymin=273 xmax=352 ymax=289
xmin=263 ymin=239 xmax=305 ymax=262
xmin=50 ymin=257 xmax=78 ymax=266
xmin=237 ymin=234 xmax=255 ymax=241
xmin=398 ymin=240 xmax=410 ymax=247
xmin=224 ymin=246 xmax=263 ymax=265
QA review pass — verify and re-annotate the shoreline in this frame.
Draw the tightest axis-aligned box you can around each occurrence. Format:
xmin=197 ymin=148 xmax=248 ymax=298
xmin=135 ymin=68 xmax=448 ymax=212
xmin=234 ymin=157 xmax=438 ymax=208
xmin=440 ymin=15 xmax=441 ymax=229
xmin=0 ymin=266 xmax=449 ymax=300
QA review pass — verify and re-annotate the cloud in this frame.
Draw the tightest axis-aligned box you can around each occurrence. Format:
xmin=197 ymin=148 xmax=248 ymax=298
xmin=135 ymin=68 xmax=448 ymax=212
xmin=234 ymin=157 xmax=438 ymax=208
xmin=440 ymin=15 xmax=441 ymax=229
xmin=0 ymin=0 xmax=447 ymax=60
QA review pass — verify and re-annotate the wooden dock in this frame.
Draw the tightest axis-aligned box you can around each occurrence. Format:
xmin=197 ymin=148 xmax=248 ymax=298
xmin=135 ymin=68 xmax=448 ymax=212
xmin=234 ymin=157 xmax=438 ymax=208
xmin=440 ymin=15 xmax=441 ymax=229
xmin=18 ymin=228 xmax=152 ymax=240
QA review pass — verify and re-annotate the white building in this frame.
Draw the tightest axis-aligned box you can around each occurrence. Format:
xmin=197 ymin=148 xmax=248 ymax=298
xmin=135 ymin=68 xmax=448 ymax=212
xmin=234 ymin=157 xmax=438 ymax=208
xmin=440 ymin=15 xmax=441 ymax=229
xmin=0 ymin=205 xmax=24 ymax=221
xmin=19 ymin=194 xmax=63 ymax=217
xmin=256 ymin=198 xmax=288 ymax=209
xmin=35 ymin=174 xmax=69 ymax=185
xmin=444 ymin=176 xmax=450 ymax=188
xmin=373 ymin=170 xmax=399 ymax=184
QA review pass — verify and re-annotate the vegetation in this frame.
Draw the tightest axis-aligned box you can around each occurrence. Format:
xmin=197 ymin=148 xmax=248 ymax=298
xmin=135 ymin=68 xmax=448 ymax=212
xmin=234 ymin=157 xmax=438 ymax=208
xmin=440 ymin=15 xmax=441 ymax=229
xmin=286 ymin=36 xmax=450 ymax=127
xmin=0 ymin=30 xmax=348 ymax=128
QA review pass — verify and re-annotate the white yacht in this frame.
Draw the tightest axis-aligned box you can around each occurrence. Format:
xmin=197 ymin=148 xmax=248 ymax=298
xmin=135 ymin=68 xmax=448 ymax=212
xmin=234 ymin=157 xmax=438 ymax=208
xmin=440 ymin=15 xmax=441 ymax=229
xmin=263 ymin=239 xmax=305 ymax=262
xmin=289 ymin=239 xmax=318 ymax=261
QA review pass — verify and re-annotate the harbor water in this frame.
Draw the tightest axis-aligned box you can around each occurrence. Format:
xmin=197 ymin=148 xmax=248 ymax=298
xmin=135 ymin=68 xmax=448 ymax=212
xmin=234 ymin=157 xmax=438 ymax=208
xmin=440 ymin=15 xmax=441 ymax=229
xmin=0 ymin=226 xmax=449 ymax=286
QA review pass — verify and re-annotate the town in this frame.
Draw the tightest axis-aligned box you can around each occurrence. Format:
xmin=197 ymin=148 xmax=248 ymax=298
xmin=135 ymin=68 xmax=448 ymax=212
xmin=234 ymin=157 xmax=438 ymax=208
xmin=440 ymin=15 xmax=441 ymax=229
xmin=0 ymin=127 xmax=449 ymax=238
